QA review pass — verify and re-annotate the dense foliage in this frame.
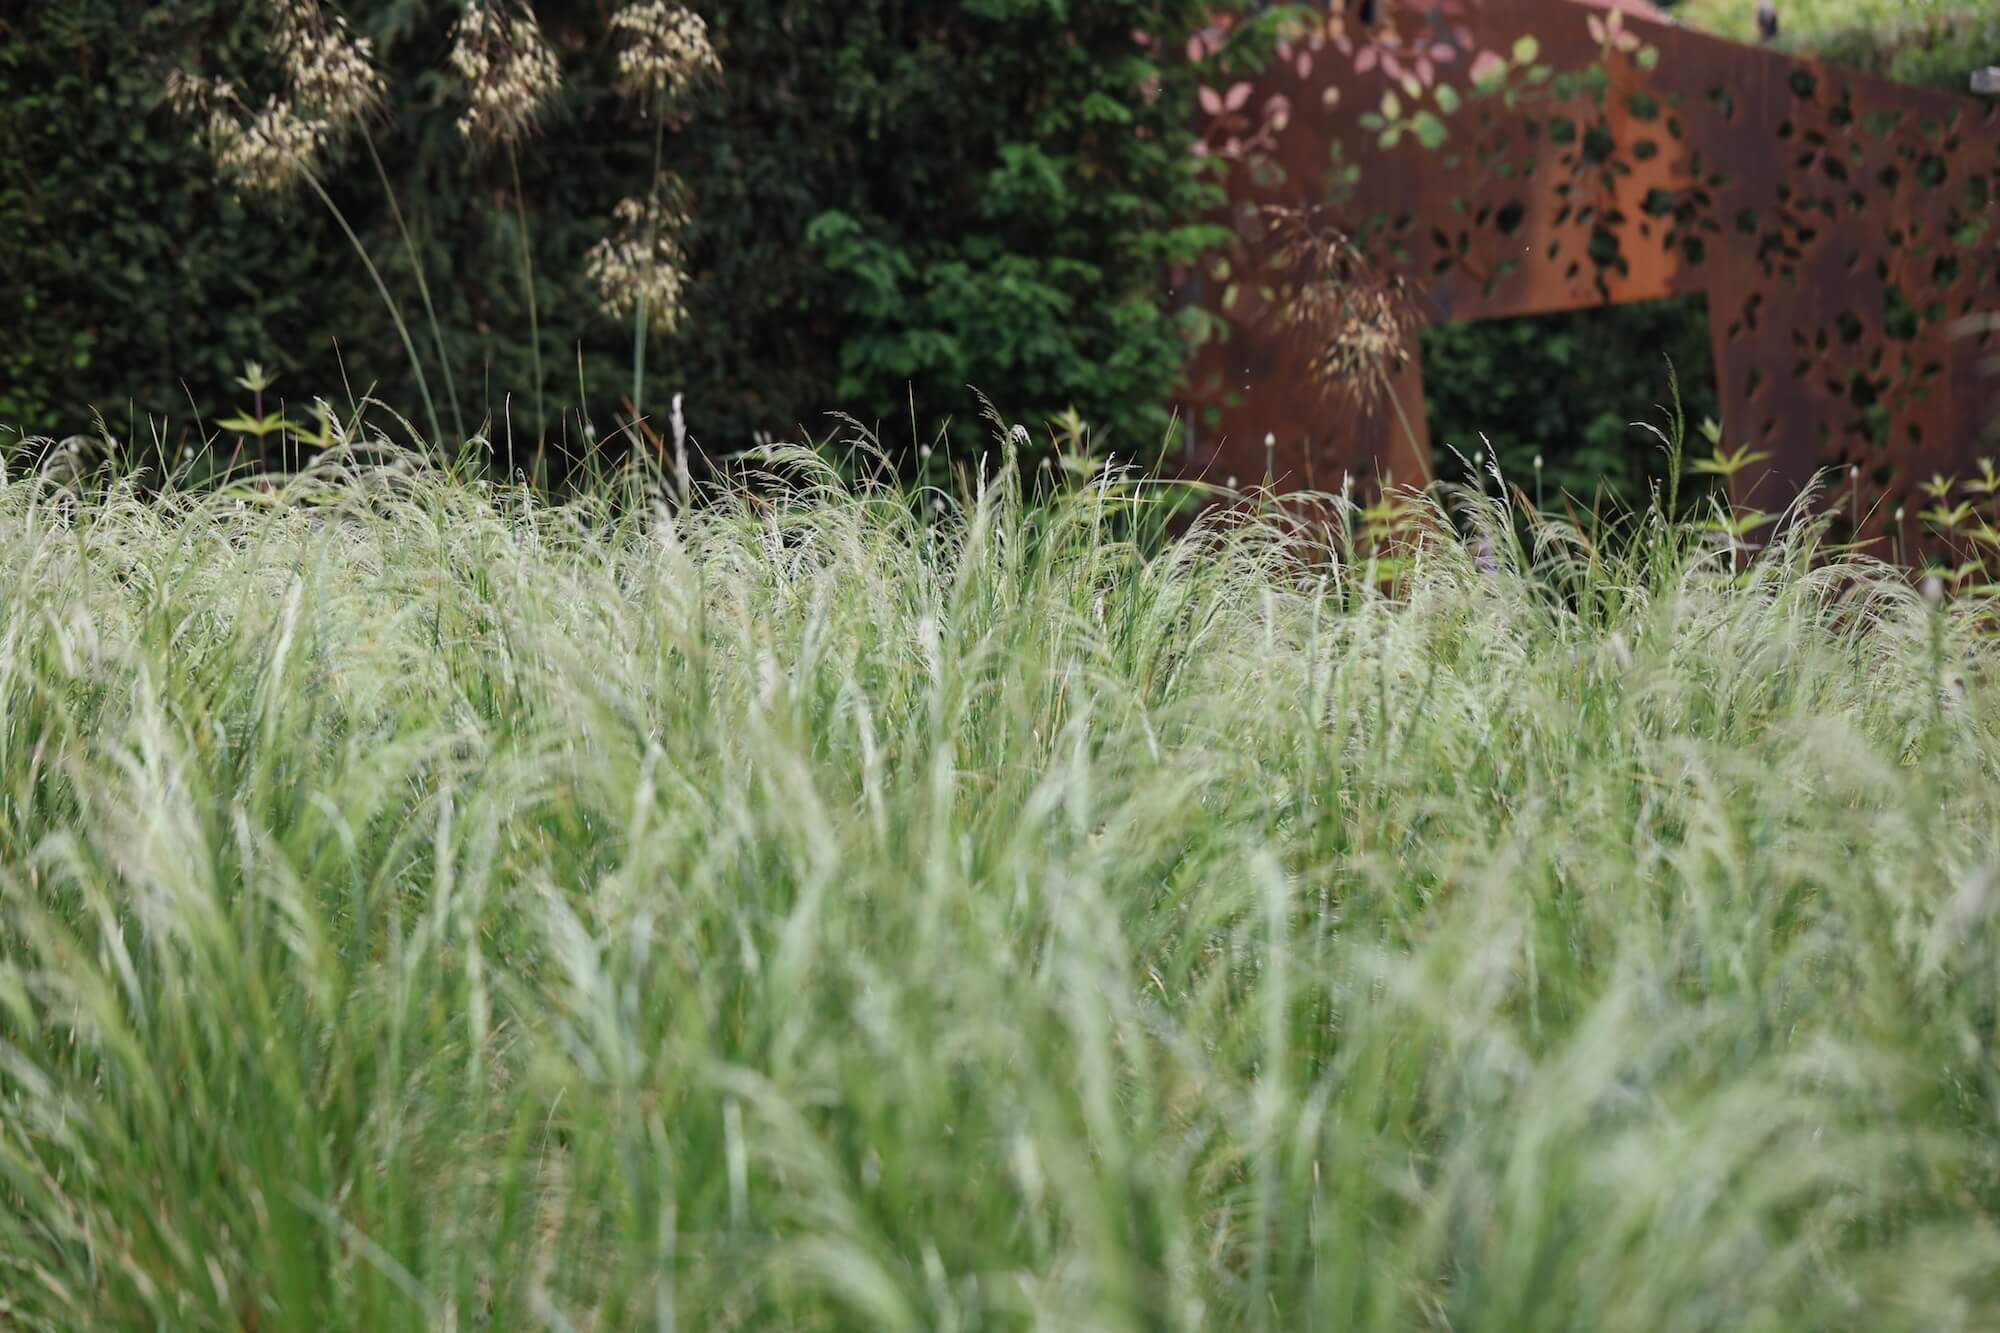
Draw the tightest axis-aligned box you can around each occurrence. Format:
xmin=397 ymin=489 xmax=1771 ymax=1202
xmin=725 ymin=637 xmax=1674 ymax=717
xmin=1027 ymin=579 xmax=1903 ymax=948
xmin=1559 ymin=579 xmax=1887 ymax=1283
xmin=1422 ymin=295 xmax=1721 ymax=509
xmin=3 ymin=427 xmax=2000 ymax=1328
xmin=0 ymin=1 xmax=1258 ymax=469
xmin=0 ymin=6 xmax=365 ymax=444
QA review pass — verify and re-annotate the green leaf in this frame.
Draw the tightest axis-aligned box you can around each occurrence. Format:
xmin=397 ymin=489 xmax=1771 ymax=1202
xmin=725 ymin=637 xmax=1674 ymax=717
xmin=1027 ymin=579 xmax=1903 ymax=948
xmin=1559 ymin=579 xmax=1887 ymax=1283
xmin=1709 ymin=509 xmax=1776 ymax=537
xmin=214 ymin=411 xmax=297 ymax=438
xmin=1411 ymin=111 xmax=1448 ymax=150
xmin=1381 ymin=91 xmax=1402 ymax=120
xmin=1512 ymin=35 xmax=1540 ymax=66
xmin=1076 ymin=92 xmax=1134 ymax=125
xmin=1637 ymin=44 xmax=1660 ymax=70
xmin=1435 ymin=84 xmax=1462 ymax=116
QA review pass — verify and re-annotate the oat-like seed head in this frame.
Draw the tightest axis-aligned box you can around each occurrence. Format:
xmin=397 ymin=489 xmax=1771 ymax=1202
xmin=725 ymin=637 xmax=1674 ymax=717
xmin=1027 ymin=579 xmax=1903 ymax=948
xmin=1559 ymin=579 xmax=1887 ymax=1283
xmin=607 ymin=2 xmax=722 ymax=107
xmin=272 ymin=0 xmax=385 ymax=135
xmin=585 ymin=187 xmax=694 ymax=334
xmin=1263 ymin=205 xmax=1420 ymax=417
xmin=447 ymin=1 xmax=563 ymax=147
xmin=165 ymin=0 xmax=383 ymax=196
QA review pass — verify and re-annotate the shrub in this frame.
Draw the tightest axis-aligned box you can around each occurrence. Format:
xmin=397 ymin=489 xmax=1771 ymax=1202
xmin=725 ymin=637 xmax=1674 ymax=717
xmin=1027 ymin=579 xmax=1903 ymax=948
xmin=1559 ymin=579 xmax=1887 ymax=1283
xmin=1420 ymin=295 xmax=1722 ymax=510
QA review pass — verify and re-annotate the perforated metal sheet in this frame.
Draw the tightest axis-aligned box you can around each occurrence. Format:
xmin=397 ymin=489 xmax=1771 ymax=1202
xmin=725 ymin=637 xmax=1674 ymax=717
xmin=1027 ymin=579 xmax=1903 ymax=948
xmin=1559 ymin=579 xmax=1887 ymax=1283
xmin=1178 ymin=0 xmax=2000 ymax=550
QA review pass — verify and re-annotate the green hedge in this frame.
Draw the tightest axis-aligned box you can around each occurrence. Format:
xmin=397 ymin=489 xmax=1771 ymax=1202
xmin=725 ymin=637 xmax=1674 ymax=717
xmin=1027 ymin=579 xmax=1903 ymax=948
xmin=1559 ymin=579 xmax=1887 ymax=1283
xmin=0 ymin=6 xmax=368 ymax=446
xmin=1421 ymin=295 xmax=1721 ymax=511
xmin=1 ymin=1 xmax=1260 ymax=470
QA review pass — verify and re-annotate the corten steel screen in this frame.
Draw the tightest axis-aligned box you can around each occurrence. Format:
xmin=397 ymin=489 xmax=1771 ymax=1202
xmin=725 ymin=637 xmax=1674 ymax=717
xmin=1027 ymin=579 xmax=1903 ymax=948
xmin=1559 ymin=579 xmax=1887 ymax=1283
xmin=1177 ymin=0 xmax=2000 ymax=547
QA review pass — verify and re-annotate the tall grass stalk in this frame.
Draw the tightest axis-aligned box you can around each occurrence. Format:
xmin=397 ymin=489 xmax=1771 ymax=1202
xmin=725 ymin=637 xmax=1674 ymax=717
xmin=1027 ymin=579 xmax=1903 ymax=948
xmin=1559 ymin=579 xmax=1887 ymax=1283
xmin=1 ymin=419 xmax=1998 ymax=1330
xmin=360 ymin=130 xmax=466 ymax=445
xmin=506 ymin=139 xmax=547 ymax=449
xmin=632 ymin=113 xmax=668 ymax=431
xmin=304 ymin=175 xmax=443 ymax=446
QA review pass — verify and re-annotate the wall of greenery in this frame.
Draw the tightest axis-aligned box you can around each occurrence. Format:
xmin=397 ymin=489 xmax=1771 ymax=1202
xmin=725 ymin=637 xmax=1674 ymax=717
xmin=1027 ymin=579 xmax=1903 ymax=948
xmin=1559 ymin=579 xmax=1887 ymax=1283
xmin=8 ymin=2 xmax=1957 ymax=491
xmin=2 ymin=1 xmax=1265 ymax=473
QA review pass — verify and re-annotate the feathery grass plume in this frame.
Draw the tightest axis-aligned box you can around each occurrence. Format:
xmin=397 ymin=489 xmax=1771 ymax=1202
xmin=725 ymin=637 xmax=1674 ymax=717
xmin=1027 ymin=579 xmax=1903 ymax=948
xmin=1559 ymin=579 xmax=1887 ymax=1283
xmin=599 ymin=5 xmax=720 ymax=427
xmin=446 ymin=0 xmax=563 ymax=147
xmin=584 ymin=187 xmax=691 ymax=333
xmin=1265 ymin=203 xmax=1420 ymax=415
xmin=606 ymin=1 xmax=722 ymax=108
xmin=162 ymin=2 xmax=450 ymax=441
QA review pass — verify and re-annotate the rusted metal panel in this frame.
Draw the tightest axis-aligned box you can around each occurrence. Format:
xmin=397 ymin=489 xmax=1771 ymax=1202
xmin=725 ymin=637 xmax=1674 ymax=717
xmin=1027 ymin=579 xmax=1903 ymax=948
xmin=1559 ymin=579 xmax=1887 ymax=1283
xmin=1178 ymin=0 xmax=2000 ymax=548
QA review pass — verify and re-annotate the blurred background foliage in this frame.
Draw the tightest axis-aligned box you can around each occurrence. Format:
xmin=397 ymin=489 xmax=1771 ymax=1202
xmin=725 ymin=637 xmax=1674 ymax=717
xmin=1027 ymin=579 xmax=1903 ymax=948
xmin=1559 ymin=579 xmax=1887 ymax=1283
xmin=0 ymin=0 xmax=1986 ymax=480
xmin=1 ymin=1 xmax=1269 ymax=474
xmin=1677 ymin=0 xmax=2000 ymax=93
xmin=1422 ymin=296 xmax=1719 ymax=510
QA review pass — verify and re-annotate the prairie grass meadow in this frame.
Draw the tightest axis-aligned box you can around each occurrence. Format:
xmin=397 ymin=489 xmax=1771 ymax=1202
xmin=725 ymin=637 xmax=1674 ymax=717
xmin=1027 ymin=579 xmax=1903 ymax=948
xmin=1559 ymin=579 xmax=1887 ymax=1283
xmin=1 ymin=419 xmax=1998 ymax=1329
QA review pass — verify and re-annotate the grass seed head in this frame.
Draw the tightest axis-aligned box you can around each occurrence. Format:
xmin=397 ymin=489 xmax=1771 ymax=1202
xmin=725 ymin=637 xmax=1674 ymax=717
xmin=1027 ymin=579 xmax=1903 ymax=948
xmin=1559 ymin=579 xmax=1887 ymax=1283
xmin=164 ymin=0 xmax=382 ymax=195
xmin=167 ymin=70 xmax=329 ymax=196
xmin=585 ymin=188 xmax=693 ymax=333
xmin=272 ymin=0 xmax=385 ymax=136
xmin=607 ymin=2 xmax=722 ymax=108
xmin=1265 ymin=204 xmax=1420 ymax=416
xmin=447 ymin=1 xmax=563 ymax=147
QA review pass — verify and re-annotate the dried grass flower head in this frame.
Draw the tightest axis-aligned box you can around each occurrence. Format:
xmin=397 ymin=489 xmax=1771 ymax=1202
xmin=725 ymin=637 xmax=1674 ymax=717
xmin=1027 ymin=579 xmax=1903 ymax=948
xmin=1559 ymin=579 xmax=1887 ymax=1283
xmin=585 ymin=185 xmax=693 ymax=334
xmin=1265 ymin=205 xmax=1420 ymax=415
xmin=607 ymin=2 xmax=722 ymax=107
xmin=166 ymin=69 xmax=329 ymax=196
xmin=273 ymin=0 xmax=385 ymax=132
xmin=165 ymin=0 xmax=383 ymax=196
xmin=447 ymin=1 xmax=563 ymax=147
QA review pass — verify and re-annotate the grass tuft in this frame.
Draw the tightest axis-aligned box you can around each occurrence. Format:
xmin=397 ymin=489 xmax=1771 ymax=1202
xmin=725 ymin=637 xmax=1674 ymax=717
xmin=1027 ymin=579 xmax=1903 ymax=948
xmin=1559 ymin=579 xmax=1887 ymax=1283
xmin=0 ymin=424 xmax=1997 ymax=1329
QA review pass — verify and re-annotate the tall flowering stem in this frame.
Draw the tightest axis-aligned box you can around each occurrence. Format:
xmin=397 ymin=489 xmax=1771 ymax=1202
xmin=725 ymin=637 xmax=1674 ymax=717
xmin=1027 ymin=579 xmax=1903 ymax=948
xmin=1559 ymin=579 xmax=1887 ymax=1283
xmin=165 ymin=0 xmax=450 ymax=446
xmin=447 ymin=0 xmax=565 ymax=451
xmin=1265 ymin=205 xmax=1428 ymax=483
xmin=362 ymin=129 xmax=467 ymax=444
xmin=506 ymin=140 xmax=547 ymax=458
xmin=601 ymin=3 xmax=720 ymax=434
xmin=636 ymin=117 xmax=667 ymax=434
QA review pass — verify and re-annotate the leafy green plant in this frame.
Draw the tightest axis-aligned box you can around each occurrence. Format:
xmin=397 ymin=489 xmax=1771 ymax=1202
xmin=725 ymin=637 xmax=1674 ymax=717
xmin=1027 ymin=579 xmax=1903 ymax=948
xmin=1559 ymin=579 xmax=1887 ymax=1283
xmin=792 ymin=1 xmax=1278 ymax=467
